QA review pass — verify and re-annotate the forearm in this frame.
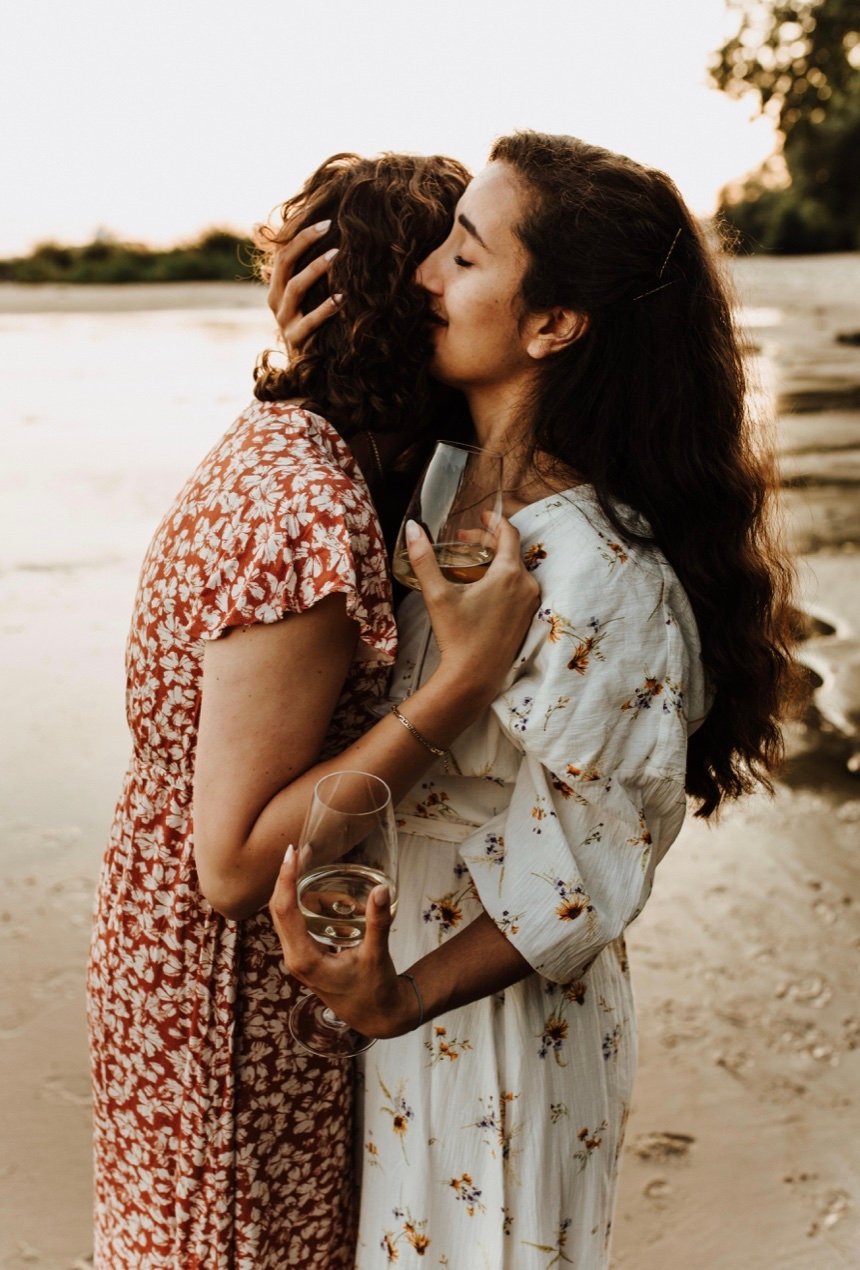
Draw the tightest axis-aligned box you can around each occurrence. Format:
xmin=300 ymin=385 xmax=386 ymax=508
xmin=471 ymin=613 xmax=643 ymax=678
xmin=384 ymin=913 xmax=533 ymax=1037
xmin=218 ymin=667 xmax=492 ymax=918
xmin=197 ymin=515 xmax=539 ymax=921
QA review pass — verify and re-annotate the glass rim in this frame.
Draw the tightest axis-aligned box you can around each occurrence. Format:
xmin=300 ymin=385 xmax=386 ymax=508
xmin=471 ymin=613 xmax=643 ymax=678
xmin=434 ymin=438 xmax=503 ymax=460
xmin=312 ymin=769 xmax=392 ymax=814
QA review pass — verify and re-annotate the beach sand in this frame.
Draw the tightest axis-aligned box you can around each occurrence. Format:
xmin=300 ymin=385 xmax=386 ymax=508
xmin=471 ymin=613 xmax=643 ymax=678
xmin=1 ymin=261 xmax=858 ymax=1268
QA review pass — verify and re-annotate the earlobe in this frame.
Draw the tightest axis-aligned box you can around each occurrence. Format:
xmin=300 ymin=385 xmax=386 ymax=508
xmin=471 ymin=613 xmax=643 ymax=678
xmin=526 ymin=308 xmax=589 ymax=360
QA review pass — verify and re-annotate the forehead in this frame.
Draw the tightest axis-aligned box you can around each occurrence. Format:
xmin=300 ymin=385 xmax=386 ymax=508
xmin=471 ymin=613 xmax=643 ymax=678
xmin=459 ymin=162 xmax=527 ymax=251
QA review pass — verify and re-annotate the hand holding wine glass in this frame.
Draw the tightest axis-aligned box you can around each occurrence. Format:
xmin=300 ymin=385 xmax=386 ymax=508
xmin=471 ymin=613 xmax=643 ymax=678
xmin=393 ymin=441 xmax=503 ymax=590
xmin=280 ymin=770 xmax=399 ymax=1057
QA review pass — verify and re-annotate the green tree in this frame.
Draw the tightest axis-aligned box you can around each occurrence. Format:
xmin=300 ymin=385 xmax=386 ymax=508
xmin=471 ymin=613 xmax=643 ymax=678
xmin=0 ymin=229 xmax=255 ymax=285
xmin=710 ymin=0 xmax=860 ymax=252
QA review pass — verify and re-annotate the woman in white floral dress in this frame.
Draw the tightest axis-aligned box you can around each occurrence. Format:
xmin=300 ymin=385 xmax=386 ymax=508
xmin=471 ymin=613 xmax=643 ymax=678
xmin=271 ymin=133 xmax=798 ymax=1267
xmin=86 ymin=152 xmax=540 ymax=1270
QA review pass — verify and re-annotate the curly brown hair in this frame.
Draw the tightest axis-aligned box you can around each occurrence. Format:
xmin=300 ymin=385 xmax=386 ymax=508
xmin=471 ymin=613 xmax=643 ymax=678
xmin=253 ymin=152 xmax=471 ymax=478
xmin=490 ymin=131 xmax=801 ymax=818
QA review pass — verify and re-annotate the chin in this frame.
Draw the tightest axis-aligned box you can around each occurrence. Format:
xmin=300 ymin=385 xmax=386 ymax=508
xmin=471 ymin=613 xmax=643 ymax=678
xmin=428 ymin=357 xmax=455 ymax=386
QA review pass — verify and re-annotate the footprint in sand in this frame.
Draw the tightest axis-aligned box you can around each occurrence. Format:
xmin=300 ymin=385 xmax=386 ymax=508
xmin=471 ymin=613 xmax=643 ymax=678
xmin=774 ymin=975 xmax=834 ymax=1009
xmin=642 ymin=1177 xmax=672 ymax=1207
xmin=807 ymin=1189 xmax=853 ymax=1237
xmin=631 ymin=1131 xmax=695 ymax=1162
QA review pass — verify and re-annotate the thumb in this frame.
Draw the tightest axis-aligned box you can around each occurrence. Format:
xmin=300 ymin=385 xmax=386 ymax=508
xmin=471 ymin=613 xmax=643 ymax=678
xmin=362 ymin=884 xmax=394 ymax=962
xmin=404 ymin=520 xmax=445 ymax=600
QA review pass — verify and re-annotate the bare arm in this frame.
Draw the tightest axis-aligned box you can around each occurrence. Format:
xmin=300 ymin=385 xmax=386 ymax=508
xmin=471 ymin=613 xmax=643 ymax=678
xmin=194 ymin=519 xmax=539 ymax=920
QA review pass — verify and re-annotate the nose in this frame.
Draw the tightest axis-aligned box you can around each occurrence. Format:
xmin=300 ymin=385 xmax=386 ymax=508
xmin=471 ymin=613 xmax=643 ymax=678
xmin=415 ymin=242 xmax=443 ymax=295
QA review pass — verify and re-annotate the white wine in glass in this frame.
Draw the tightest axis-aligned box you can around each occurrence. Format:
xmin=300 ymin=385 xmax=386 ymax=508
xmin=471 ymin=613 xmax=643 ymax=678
xmin=289 ymin=770 xmax=398 ymax=1058
xmin=298 ymin=861 xmax=399 ymax=947
xmin=392 ymin=441 xmax=503 ymax=591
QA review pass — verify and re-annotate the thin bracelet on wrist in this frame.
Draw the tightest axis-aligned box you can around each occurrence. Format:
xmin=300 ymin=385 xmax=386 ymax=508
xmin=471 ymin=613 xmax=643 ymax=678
xmin=390 ymin=704 xmax=452 ymax=772
xmin=398 ymin=971 xmax=425 ymax=1029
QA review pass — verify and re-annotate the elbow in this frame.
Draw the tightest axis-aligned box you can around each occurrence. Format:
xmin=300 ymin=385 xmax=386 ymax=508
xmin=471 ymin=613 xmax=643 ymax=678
xmin=203 ymin=888 xmax=264 ymax=923
xmin=194 ymin=846 xmax=270 ymax=922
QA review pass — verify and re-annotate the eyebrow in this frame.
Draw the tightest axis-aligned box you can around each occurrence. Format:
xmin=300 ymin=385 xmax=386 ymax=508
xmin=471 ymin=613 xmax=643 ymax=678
xmin=457 ymin=212 xmax=490 ymax=251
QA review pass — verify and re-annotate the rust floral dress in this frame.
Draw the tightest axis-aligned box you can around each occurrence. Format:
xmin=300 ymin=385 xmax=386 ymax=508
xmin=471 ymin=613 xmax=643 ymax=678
xmin=357 ymin=487 xmax=709 ymax=1268
xmin=87 ymin=401 xmax=396 ymax=1269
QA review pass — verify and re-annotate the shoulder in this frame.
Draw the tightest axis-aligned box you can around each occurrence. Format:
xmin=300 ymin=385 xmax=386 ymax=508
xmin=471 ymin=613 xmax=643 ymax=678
xmin=515 ymin=486 xmax=672 ymax=611
xmin=221 ymin=400 xmax=361 ymax=482
xmin=513 ymin=486 xmax=705 ymax=718
xmin=503 ymin=488 xmax=706 ymax=779
xmin=190 ymin=400 xmax=374 ymax=523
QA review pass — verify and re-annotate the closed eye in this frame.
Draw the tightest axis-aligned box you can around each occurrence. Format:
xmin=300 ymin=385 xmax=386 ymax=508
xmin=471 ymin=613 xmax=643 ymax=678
xmin=453 ymin=254 xmax=474 ymax=269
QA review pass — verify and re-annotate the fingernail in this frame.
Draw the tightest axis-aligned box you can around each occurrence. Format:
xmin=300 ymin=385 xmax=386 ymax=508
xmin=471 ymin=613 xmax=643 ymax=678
xmin=331 ymin=292 xmax=344 ymax=306
xmin=324 ymin=247 xmax=339 ymax=261
xmin=375 ymin=885 xmax=391 ymax=908
xmin=284 ymin=844 xmax=295 ymax=865
xmin=405 ymin=519 xmax=421 ymax=543
xmin=314 ymin=219 xmax=331 ymax=233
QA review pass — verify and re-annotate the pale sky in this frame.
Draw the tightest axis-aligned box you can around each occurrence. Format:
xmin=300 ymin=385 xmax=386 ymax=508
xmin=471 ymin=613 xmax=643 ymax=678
xmin=0 ymin=0 xmax=775 ymax=256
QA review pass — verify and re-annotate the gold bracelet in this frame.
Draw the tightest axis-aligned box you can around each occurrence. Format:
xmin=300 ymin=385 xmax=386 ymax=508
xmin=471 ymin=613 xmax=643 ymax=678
xmin=391 ymin=704 xmax=451 ymax=771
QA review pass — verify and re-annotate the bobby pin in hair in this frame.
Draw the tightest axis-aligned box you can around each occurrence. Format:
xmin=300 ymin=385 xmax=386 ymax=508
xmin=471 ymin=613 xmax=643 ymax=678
xmin=658 ymin=227 xmax=682 ymax=279
xmin=632 ymin=227 xmax=683 ymax=302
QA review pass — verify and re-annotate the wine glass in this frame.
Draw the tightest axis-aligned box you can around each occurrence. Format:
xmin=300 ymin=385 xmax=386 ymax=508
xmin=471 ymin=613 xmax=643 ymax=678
xmin=289 ymin=770 xmax=398 ymax=1058
xmin=392 ymin=440 xmax=503 ymax=590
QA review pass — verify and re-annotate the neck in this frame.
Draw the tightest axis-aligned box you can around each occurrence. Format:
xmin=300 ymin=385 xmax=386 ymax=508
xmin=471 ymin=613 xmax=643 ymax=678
xmin=464 ymin=381 xmax=580 ymax=515
xmin=464 ymin=379 xmax=527 ymax=454
xmin=464 ymin=382 xmax=537 ymax=513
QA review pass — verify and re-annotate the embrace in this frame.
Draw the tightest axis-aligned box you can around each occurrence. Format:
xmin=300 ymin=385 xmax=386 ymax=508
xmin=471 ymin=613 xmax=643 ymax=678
xmin=87 ymin=131 xmax=797 ymax=1268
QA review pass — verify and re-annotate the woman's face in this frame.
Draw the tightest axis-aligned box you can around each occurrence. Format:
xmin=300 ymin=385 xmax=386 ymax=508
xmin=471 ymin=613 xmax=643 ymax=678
xmin=416 ymin=162 xmax=536 ymax=395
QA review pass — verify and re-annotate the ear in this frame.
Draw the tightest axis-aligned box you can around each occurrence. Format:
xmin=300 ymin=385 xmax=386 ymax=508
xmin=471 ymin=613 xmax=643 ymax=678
xmin=524 ymin=308 xmax=589 ymax=360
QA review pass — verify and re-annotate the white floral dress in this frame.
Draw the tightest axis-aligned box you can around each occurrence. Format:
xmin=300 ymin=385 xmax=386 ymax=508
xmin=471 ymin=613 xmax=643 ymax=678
xmin=356 ymin=487 xmax=709 ymax=1269
xmin=87 ymin=402 xmax=396 ymax=1269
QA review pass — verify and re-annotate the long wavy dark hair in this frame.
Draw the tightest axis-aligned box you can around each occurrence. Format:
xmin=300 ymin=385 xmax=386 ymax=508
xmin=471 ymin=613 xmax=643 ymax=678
xmin=491 ymin=131 xmax=800 ymax=818
xmin=253 ymin=153 xmax=471 ymax=537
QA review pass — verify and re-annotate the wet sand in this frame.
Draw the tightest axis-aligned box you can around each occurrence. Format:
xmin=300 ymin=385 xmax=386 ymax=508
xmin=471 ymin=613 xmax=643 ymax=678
xmin=613 ymin=253 xmax=860 ymax=1268
xmin=1 ymin=259 xmax=859 ymax=1267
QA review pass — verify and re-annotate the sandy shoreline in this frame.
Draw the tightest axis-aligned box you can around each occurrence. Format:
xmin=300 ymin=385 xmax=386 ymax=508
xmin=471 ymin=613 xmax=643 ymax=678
xmin=0 ymin=280 xmax=264 ymax=313
xmin=613 ymin=254 xmax=860 ymax=1268
xmin=1 ymin=258 xmax=859 ymax=1267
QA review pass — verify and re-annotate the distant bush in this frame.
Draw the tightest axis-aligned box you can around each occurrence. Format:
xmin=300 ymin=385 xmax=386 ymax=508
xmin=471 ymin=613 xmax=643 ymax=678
xmin=719 ymin=184 xmax=860 ymax=255
xmin=0 ymin=229 xmax=257 ymax=284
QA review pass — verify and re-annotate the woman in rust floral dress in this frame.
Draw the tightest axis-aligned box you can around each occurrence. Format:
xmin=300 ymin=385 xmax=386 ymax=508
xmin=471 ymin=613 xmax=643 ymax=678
xmin=86 ymin=152 xmax=539 ymax=1269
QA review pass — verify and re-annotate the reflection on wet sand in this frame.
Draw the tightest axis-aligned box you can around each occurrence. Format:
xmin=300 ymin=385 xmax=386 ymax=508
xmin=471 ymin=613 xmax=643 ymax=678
xmin=732 ymin=255 xmax=860 ymax=797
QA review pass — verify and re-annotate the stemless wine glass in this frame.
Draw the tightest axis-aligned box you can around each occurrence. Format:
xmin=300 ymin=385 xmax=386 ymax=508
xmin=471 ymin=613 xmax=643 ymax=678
xmin=289 ymin=770 xmax=398 ymax=1058
xmin=392 ymin=440 xmax=503 ymax=590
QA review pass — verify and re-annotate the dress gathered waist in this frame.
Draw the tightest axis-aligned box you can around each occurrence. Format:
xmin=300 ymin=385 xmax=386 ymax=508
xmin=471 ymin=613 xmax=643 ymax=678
xmin=129 ymin=752 xmax=194 ymax=790
xmin=395 ymin=814 xmax=477 ymax=844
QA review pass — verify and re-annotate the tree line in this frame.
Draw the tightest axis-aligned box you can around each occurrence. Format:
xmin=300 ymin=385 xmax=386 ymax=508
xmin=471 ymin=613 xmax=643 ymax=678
xmin=0 ymin=229 xmax=256 ymax=284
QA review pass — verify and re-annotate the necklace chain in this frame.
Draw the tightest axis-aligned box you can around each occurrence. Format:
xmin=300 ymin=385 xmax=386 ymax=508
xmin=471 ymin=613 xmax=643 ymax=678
xmin=364 ymin=431 xmax=384 ymax=484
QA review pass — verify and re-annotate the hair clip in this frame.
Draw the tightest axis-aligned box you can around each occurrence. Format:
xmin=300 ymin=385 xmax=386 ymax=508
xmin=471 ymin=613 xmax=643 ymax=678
xmin=658 ymin=227 xmax=682 ymax=279
xmin=632 ymin=280 xmax=675 ymax=302
xmin=632 ymin=228 xmax=683 ymax=301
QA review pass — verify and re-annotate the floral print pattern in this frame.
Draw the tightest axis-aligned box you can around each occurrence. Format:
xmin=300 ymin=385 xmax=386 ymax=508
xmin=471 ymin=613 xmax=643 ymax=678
xmin=356 ymin=486 xmax=708 ymax=1268
xmin=87 ymin=402 xmax=396 ymax=1268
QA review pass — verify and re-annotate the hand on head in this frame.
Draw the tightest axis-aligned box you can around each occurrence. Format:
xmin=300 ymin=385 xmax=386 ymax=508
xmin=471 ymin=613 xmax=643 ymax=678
xmin=267 ymin=220 xmax=343 ymax=354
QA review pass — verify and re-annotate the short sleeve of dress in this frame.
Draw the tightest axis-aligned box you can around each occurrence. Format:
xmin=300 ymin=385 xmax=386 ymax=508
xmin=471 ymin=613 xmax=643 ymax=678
xmin=459 ymin=496 xmax=704 ymax=983
xmin=163 ymin=402 xmax=396 ymax=660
